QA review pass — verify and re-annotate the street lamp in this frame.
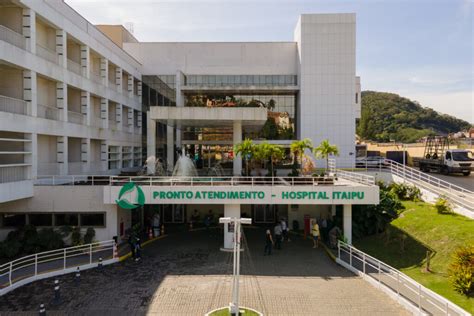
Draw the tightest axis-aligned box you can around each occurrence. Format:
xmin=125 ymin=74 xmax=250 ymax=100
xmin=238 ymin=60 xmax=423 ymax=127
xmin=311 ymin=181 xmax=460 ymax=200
xmin=219 ymin=216 xmax=252 ymax=316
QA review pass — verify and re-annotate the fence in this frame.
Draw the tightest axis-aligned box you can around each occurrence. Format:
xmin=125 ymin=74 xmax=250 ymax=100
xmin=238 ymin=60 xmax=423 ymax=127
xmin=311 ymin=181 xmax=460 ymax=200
xmin=0 ymin=24 xmax=25 ymax=49
xmin=37 ymin=103 xmax=59 ymax=120
xmin=328 ymin=158 xmax=375 ymax=186
xmin=0 ymin=240 xmax=117 ymax=296
xmin=384 ymin=159 xmax=474 ymax=212
xmin=0 ymin=165 xmax=29 ymax=183
xmin=0 ymin=95 xmax=28 ymax=115
xmin=337 ymin=241 xmax=470 ymax=316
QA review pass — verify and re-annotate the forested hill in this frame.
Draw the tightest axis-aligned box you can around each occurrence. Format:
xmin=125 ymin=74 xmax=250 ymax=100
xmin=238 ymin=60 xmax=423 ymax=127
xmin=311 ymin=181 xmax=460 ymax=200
xmin=357 ymin=91 xmax=472 ymax=143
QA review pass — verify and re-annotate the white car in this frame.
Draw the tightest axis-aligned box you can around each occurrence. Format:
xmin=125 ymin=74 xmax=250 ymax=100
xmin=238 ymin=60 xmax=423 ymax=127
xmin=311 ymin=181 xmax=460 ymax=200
xmin=356 ymin=156 xmax=387 ymax=168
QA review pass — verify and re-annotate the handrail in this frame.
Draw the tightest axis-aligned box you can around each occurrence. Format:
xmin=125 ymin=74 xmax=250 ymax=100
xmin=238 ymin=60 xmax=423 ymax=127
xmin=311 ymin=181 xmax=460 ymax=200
xmin=337 ymin=241 xmax=470 ymax=316
xmin=384 ymin=159 xmax=474 ymax=212
xmin=0 ymin=24 xmax=25 ymax=49
xmin=328 ymin=158 xmax=375 ymax=186
xmin=0 ymin=240 xmax=117 ymax=296
xmin=0 ymin=94 xmax=28 ymax=115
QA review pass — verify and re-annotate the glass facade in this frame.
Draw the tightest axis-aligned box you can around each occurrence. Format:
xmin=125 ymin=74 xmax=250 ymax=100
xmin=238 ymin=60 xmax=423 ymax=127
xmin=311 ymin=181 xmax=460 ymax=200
xmin=185 ymin=75 xmax=297 ymax=87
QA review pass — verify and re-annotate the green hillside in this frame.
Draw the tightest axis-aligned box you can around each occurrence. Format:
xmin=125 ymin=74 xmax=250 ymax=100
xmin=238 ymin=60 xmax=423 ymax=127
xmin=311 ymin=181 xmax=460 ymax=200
xmin=357 ymin=91 xmax=472 ymax=143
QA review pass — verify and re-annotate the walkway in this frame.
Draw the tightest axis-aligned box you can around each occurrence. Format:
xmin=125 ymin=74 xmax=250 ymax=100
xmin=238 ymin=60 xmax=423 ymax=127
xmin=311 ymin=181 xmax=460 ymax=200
xmin=0 ymin=229 xmax=408 ymax=315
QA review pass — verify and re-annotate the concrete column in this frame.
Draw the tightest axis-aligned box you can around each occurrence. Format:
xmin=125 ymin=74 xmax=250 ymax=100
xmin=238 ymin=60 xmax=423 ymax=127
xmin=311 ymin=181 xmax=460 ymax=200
xmin=233 ymin=120 xmax=242 ymax=176
xmin=127 ymin=107 xmax=134 ymax=133
xmin=137 ymin=81 xmax=142 ymax=97
xmin=147 ymin=112 xmax=156 ymax=174
xmin=166 ymin=126 xmax=174 ymax=172
xmin=116 ymin=103 xmax=122 ymax=131
xmin=100 ymin=98 xmax=108 ymax=129
xmin=57 ymin=136 xmax=68 ymax=175
xmin=116 ymin=67 xmax=123 ymax=91
xmin=22 ymin=8 xmax=36 ymax=54
xmin=81 ymin=138 xmax=91 ymax=173
xmin=100 ymin=140 xmax=108 ymax=172
xmin=128 ymin=75 xmax=134 ymax=97
xmin=100 ymin=58 xmax=108 ymax=87
xmin=56 ymin=82 xmax=67 ymax=122
xmin=80 ymin=45 xmax=90 ymax=79
xmin=55 ymin=29 xmax=67 ymax=68
xmin=81 ymin=91 xmax=91 ymax=126
xmin=175 ymin=71 xmax=185 ymax=151
xmin=343 ymin=204 xmax=352 ymax=245
xmin=223 ymin=204 xmax=241 ymax=250
xmin=26 ymin=133 xmax=37 ymax=179
xmin=23 ymin=70 xmax=37 ymax=117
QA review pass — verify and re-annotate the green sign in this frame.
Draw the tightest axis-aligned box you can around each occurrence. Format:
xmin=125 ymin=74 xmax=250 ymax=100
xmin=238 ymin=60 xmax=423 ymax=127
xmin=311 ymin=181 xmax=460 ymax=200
xmin=116 ymin=182 xmax=145 ymax=209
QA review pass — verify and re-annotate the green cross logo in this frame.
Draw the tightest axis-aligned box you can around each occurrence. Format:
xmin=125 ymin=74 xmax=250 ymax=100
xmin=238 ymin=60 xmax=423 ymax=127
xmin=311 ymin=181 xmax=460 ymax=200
xmin=116 ymin=182 xmax=145 ymax=209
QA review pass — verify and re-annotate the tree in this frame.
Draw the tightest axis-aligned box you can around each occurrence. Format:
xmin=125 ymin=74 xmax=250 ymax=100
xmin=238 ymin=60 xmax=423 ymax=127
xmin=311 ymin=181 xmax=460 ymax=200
xmin=260 ymin=118 xmax=278 ymax=139
xmin=313 ymin=139 xmax=339 ymax=173
xmin=290 ymin=138 xmax=313 ymax=175
xmin=234 ymin=139 xmax=255 ymax=176
xmin=254 ymin=142 xmax=284 ymax=176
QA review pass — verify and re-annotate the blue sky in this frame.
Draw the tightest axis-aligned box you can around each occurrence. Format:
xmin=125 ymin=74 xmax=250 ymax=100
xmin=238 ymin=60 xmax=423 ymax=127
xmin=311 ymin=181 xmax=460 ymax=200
xmin=67 ymin=0 xmax=473 ymax=123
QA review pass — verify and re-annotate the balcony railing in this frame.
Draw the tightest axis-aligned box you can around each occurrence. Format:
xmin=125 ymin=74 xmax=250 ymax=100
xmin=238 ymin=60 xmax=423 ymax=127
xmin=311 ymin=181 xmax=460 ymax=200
xmin=0 ymin=24 xmax=25 ymax=49
xmin=37 ymin=104 xmax=59 ymax=120
xmin=0 ymin=95 xmax=28 ymax=115
xmin=67 ymin=59 xmax=82 ymax=75
xmin=67 ymin=110 xmax=84 ymax=125
xmin=90 ymin=71 xmax=103 ymax=84
xmin=0 ymin=165 xmax=29 ymax=183
xmin=36 ymin=44 xmax=58 ymax=64
xmin=68 ymin=162 xmax=83 ymax=175
xmin=90 ymin=116 xmax=103 ymax=128
xmin=108 ymin=120 xmax=117 ymax=130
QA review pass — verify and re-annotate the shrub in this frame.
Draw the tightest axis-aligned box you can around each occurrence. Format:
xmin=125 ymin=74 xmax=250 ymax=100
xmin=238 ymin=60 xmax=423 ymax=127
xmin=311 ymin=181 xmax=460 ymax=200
xmin=22 ymin=225 xmax=39 ymax=254
xmin=83 ymin=227 xmax=96 ymax=244
xmin=434 ymin=197 xmax=453 ymax=214
xmin=36 ymin=228 xmax=64 ymax=251
xmin=71 ymin=226 xmax=82 ymax=246
xmin=0 ymin=240 xmax=21 ymax=258
xmin=448 ymin=245 xmax=474 ymax=295
xmin=389 ymin=183 xmax=422 ymax=201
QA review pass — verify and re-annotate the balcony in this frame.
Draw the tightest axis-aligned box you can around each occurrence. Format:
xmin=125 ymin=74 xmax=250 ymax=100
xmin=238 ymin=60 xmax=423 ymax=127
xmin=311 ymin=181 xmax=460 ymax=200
xmin=0 ymin=24 xmax=25 ymax=49
xmin=67 ymin=59 xmax=82 ymax=76
xmin=36 ymin=44 xmax=58 ymax=64
xmin=68 ymin=162 xmax=82 ymax=175
xmin=38 ymin=162 xmax=60 ymax=176
xmin=0 ymin=165 xmax=29 ymax=183
xmin=90 ymin=71 xmax=103 ymax=85
xmin=0 ymin=95 xmax=28 ymax=115
xmin=68 ymin=110 xmax=84 ymax=125
xmin=90 ymin=116 xmax=103 ymax=128
xmin=37 ymin=103 xmax=59 ymax=120
xmin=108 ymin=120 xmax=117 ymax=130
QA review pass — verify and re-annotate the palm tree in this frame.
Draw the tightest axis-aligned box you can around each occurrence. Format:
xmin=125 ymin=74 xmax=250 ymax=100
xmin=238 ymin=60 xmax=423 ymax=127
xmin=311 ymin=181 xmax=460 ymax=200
xmin=267 ymin=144 xmax=284 ymax=176
xmin=253 ymin=142 xmax=284 ymax=176
xmin=313 ymin=139 xmax=339 ymax=173
xmin=290 ymin=138 xmax=313 ymax=175
xmin=234 ymin=138 xmax=255 ymax=176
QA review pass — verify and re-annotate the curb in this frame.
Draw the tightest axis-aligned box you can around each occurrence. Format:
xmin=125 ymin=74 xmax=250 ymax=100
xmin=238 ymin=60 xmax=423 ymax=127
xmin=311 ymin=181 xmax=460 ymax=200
xmin=119 ymin=235 xmax=168 ymax=262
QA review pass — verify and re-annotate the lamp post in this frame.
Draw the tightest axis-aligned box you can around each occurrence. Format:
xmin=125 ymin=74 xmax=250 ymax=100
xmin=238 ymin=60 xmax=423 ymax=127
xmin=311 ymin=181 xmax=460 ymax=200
xmin=219 ymin=216 xmax=252 ymax=316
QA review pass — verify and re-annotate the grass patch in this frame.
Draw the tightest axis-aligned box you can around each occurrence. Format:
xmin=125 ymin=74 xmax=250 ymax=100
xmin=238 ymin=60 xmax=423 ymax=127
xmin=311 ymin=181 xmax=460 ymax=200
xmin=208 ymin=307 xmax=260 ymax=316
xmin=354 ymin=201 xmax=474 ymax=313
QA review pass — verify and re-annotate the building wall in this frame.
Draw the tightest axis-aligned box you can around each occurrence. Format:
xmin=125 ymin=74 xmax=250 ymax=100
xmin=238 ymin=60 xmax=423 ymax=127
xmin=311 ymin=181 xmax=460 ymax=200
xmin=295 ymin=14 xmax=357 ymax=168
xmin=124 ymin=42 xmax=298 ymax=75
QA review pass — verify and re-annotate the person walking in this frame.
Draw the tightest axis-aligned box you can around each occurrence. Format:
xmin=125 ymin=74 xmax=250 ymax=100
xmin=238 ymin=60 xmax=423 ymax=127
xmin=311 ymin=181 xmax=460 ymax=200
xmin=312 ymin=221 xmax=320 ymax=249
xmin=135 ymin=236 xmax=142 ymax=261
xmin=127 ymin=230 xmax=136 ymax=260
xmin=264 ymin=229 xmax=274 ymax=256
xmin=281 ymin=218 xmax=290 ymax=242
xmin=274 ymin=223 xmax=282 ymax=250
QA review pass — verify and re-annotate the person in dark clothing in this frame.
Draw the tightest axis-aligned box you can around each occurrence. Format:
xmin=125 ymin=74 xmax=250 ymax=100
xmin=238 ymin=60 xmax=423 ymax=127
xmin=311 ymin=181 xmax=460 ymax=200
xmin=264 ymin=229 xmax=274 ymax=255
xmin=135 ymin=237 xmax=142 ymax=261
xmin=274 ymin=223 xmax=282 ymax=250
xmin=127 ymin=232 xmax=136 ymax=260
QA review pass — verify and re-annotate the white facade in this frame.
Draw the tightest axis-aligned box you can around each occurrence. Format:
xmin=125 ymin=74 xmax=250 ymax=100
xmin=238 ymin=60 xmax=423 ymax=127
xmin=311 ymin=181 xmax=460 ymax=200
xmin=0 ymin=0 xmax=144 ymax=204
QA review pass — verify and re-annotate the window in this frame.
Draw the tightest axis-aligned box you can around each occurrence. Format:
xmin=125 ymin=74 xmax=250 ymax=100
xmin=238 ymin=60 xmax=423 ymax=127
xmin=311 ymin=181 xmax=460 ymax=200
xmin=80 ymin=213 xmax=105 ymax=227
xmin=29 ymin=213 xmax=53 ymax=226
xmin=355 ymin=93 xmax=358 ymax=104
xmin=54 ymin=213 xmax=79 ymax=226
xmin=1 ymin=214 xmax=26 ymax=227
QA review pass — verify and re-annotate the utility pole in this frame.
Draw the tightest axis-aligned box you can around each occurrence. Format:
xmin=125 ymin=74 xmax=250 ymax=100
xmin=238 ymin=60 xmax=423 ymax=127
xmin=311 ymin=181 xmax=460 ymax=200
xmin=219 ymin=217 xmax=252 ymax=316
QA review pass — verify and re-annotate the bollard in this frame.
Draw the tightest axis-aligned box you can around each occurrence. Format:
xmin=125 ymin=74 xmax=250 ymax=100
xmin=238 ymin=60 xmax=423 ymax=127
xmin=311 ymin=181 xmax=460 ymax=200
xmin=75 ymin=267 xmax=80 ymax=286
xmin=52 ymin=279 xmax=61 ymax=305
xmin=39 ymin=303 xmax=46 ymax=315
xmin=98 ymin=257 xmax=103 ymax=270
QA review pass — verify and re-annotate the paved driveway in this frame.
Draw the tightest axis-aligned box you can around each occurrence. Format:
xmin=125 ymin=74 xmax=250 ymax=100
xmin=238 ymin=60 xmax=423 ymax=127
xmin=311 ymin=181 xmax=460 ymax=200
xmin=0 ymin=228 xmax=408 ymax=315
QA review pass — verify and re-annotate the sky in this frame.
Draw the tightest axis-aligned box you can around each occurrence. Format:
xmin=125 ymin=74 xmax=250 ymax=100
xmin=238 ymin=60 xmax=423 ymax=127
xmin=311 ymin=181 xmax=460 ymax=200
xmin=66 ymin=0 xmax=473 ymax=123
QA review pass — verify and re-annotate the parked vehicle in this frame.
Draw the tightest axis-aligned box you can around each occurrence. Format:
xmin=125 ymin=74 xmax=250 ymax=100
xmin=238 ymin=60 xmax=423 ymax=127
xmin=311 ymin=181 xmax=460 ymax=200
xmin=413 ymin=136 xmax=473 ymax=176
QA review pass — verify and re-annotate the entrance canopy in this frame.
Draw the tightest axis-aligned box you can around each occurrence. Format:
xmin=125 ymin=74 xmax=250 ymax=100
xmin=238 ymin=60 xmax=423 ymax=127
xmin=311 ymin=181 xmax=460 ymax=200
xmin=103 ymin=176 xmax=379 ymax=205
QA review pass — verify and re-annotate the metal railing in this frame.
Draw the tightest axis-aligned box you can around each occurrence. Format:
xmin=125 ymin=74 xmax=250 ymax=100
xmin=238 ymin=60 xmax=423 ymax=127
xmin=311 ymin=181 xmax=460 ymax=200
xmin=68 ymin=162 xmax=83 ymax=174
xmin=329 ymin=159 xmax=375 ymax=186
xmin=337 ymin=241 xmax=470 ymax=316
xmin=90 ymin=71 xmax=103 ymax=84
xmin=36 ymin=43 xmax=58 ymax=64
xmin=67 ymin=59 xmax=82 ymax=75
xmin=0 ymin=95 xmax=28 ymax=115
xmin=37 ymin=163 xmax=60 ymax=176
xmin=68 ymin=110 xmax=85 ymax=125
xmin=0 ymin=24 xmax=25 ymax=49
xmin=0 ymin=240 xmax=117 ymax=296
xmin=384 ymin=159 xmax=474 ymax=212
xmin=37 ymin=103 xmax=59 ymax=120
xmin=0 ymin=165 xmax=29 ymax=183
